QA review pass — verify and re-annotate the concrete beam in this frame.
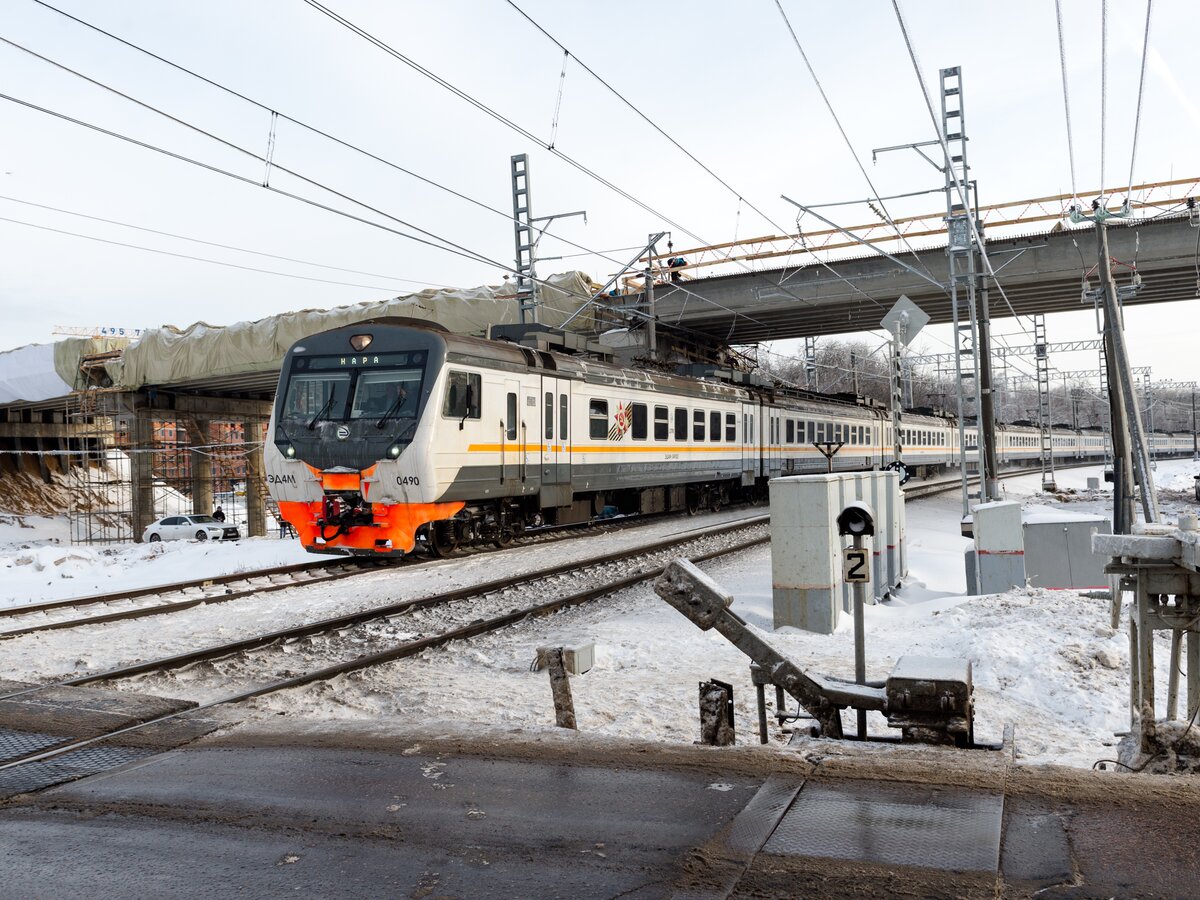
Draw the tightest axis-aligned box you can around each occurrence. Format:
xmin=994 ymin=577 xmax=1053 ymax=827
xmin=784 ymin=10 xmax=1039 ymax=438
xmin=0 ymin=422 xmax=98 ymax=439
xmin=646 ymin=216 xmax=1200 ymax=344
xmin=143 ymin=393 xmax=272 ymax=420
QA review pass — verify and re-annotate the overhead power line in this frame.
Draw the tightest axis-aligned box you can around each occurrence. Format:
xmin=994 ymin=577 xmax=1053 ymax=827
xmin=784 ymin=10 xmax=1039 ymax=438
xmin=25 ymin=2 xmax=787 ymax=332
xmin=0 ymin=214 xmax=422 ymax=292
xmin=1126 ymin=0 xmax=1155 ymax=202
xmin=1053 ymin=0 xmax=1079 ymax=200
xmin=889 ymin=0 xmax=1034 ymax=342
xmin=297 ymin=0 xmax=886 ymax=319
xmin=0 ymin=194 xmax=446 ymax=287
xmin=771 ymin=0 xmax=942 ymax=291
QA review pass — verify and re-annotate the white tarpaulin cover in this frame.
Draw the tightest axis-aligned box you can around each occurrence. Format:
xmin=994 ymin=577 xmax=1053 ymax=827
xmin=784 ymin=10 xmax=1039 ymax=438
xmin=106 ymin=271 xmax=600 ymax=391
xmin=0 ymin=337 xmax=127 ymax=405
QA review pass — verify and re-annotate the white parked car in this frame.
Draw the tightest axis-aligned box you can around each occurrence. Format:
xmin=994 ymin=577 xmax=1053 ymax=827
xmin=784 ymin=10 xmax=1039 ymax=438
xmin=142 ymin=515 xmax=240 ymax=543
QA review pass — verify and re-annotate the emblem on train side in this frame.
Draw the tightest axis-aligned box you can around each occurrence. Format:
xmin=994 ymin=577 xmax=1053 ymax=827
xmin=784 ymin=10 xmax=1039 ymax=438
xmin=336 ymin=425 xmax=351 ymax=440
xmin=608 ymin=402 xmax=632 ymax=441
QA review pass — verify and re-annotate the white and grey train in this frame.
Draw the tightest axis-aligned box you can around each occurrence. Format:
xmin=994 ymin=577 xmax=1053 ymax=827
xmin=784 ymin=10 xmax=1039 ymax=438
xmin=265 ymin=320 xmax=1192 ymax=557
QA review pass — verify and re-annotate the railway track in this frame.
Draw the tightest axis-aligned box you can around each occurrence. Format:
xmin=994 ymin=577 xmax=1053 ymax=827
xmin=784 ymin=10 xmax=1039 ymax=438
xmin=0 ymin=459 xmax=1101 ymax=641
xmin=0 ymin=457 xmax=1156 ymax=792
xmin=0 ymin=510 xmax=705 ymax=639
xmin=0 ymin=515 xmax=770 ymax=785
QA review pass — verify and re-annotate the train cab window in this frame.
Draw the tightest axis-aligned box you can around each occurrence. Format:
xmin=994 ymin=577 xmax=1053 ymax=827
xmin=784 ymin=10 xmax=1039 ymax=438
xmin=674 ymin=407 xmax=687 ymax=442
xmin=442 ymin=371 xmax=481 ymax=420
xmin=559 ymin=395 xmax=568 ymax=441
xmin=351 ymin=369 xmax=424 ymax=422
xmin=589 ymin=400 xmax=609 ymax=439
xmin=283 ymin=372 xmax=351 ymax=425
xmin=654 ymin=406 xmax=669 ymax=440
xmin=693 ymin=410 xmax=705 ymax=442
xmin=506 ymin=392 xmax=518 ymax=440
xmin=544 ymin=392 xmax=554 ymax=439
xmin=786 ymin=420 xmax=795 ymax=444
xmin=725 ymin=413 xmax=736 ymax=442
xmin=632 ymin=403 xmax=648 ymax=440
xmin=709 ymin=411 xmax=720 ymax=442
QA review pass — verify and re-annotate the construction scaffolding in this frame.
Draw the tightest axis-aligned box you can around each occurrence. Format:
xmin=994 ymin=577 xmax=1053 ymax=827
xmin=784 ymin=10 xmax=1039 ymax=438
xmin=61 ymin=352 xmax=272 ymax=545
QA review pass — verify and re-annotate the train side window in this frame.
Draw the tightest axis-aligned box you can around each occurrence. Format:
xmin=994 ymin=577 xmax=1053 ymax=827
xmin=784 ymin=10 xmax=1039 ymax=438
xmin=544 ymin=392 xmax=553 ymax=439
xmin=725 ymin=413 xmax=736 ymax=442
xmin=506 ymin=392 xmax=518 ymax=440
xmin=443 ymin=371 xmax=481 ymax=419
xmin=750 ymin=413 xmax=754 ymax=442
xmin=589 ymin=400 xmax=608 ymax=439
xmin=654 ymin=406 xmax=669 ymax=440
xmin=559 ymin=395 xmax=568 ymax=441
xmin=786 ymin=419 xmax=795 ymax=444
xmin=693 ymin=410 xmax=705 ymax=442
xmin=632 ymin=403 xmax=648 ymax=440
xmin=709 ymin=410 xmax=720 ymax=442
xmin=675 ymin=407 xmax=688 ymax=441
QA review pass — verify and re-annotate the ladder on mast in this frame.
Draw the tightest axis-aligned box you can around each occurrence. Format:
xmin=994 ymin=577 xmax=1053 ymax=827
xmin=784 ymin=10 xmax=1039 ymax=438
xmin=940 ymin=67 xmax=986 ymax=515
xmin=1034 ymin=314 xmax=1056 ymax=490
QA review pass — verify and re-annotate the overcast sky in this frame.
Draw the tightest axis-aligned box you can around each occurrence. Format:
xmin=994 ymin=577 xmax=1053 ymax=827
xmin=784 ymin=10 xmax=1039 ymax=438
xmin=1 ymin=0 xmax=1197 ymax=385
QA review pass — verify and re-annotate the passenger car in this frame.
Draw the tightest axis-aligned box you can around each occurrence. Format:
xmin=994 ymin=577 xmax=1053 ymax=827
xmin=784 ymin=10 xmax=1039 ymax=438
xmin=142 ymin=514 xmax=240 ymax=543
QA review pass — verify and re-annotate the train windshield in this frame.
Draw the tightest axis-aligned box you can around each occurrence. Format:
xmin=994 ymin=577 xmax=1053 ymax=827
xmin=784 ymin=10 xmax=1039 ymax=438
xmin=280 ymin=373 xmax=352 ymax=428
xmin=349 ymin=369 xmax=423 ymax=421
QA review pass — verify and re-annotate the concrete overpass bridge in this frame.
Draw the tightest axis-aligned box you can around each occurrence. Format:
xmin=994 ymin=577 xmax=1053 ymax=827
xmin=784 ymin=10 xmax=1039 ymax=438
xmin=637 ymin=213 xmax=1199 ymax=344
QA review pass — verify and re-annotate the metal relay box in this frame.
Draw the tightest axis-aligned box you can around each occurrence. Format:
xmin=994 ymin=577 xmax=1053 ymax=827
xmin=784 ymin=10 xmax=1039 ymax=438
xmin=884 ymin=655 xmax=974 ymax=742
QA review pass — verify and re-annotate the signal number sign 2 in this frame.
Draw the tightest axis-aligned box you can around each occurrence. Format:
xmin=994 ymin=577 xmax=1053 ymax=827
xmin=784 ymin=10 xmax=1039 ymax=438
xmin=843 ymin=547 xmax=871 ymax=584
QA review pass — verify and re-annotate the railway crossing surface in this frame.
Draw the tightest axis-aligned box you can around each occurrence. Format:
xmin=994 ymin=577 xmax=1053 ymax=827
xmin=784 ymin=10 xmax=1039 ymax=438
xmin=1 ymin=722 xmax=1197 ymax=898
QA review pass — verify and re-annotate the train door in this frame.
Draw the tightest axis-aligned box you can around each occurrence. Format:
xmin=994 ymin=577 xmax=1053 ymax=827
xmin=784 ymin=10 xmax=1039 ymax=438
xmin=539 ymin=376 xmax=572 ymax=506
xmin=501 ymin=378 xmax=520 ymax=485
xmin=768 ymin=407 xmax=782 ymax=476
xmin=740 ymin=402 xmax=756 ymax=485
xmin=521 ymin=382 xmax=537 ymax=486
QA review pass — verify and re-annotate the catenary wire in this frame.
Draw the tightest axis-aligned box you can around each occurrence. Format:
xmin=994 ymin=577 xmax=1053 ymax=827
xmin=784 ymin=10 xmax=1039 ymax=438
xmin=1053 ymin=0 xmax=1079 ymax=201
xmin=771 ymin=0 xmax=943 ymax=292
xmin=889 ymin=0 xmax=1035 ymax=342
xmin=1126 ymin=0 xmax=1155 ymax=203
xmin=0 ymin=195 xmax=446 ymax=287
xmin=1101 ymin=0 xmax=1108 ymax=197
xmin=22 ymin=4 xmax=800 ymax=331
xmin=298 ymin=0 xmax=891 ymax=319
xmin=0 ymin=215 xmax=440 ymax=292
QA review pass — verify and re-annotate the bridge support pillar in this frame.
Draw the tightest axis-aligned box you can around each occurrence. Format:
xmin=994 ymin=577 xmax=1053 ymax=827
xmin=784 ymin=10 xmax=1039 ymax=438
xmin=244 ymin=419 xmax=266 ymax=538
xmin=130 ymin=411 xmax=156 ymax=542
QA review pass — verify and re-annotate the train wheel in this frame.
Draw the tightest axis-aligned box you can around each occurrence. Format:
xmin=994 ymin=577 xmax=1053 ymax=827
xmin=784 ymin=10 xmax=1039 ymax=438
xmin=428 ymin=521 xmax=459 ymax=558
xmin=492 ymin=527 xmax=514 ymax=548
xmin=709 ymin=491 xmax=722 ymax=513
xmin=685 ymin=489 xmax=702 ymax=516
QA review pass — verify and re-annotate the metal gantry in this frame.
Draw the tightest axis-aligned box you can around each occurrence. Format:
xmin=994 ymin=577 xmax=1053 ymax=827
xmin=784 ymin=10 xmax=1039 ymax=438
xmin=940 ymin=67 xmax=988 ymax=515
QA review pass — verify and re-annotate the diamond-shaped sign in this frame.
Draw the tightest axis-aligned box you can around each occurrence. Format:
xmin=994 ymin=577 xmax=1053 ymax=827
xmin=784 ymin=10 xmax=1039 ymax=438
xmin=880 ymin=295 xmax=929 ymax=347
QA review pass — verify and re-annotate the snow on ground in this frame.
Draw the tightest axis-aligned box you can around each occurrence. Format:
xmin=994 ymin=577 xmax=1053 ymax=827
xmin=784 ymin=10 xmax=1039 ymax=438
xmin=1 ymin=458 xmax=1198 ymax=769
xmin=0 ymin=515 xmax=316 ymax=610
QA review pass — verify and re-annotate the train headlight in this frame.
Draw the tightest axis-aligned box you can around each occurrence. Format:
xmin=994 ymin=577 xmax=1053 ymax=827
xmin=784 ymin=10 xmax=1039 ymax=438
xmin=350 ymin=333 xmax=373 ymax=352
xmin=389 ymin=445 xmax=401 ymax=457
xmin=286 ymin=445 xmax=296 ymax=458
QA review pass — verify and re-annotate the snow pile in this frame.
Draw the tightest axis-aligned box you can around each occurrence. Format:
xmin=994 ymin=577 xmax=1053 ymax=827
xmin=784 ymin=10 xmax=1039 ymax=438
xmin=0 ymin=529 xmax=314 ymax=610
xmin=1157 ymin=467 xmax=1200 ymax=494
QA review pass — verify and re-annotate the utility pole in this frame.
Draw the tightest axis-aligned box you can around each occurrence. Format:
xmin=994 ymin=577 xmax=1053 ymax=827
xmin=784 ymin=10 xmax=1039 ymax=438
xmin=1095 ymin=220 xmax=1158 ymax=528
xmin=850 ymin=349 xmax=860 ymax=396
xmin=872 ymin=66 xmax=997 ymax=511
